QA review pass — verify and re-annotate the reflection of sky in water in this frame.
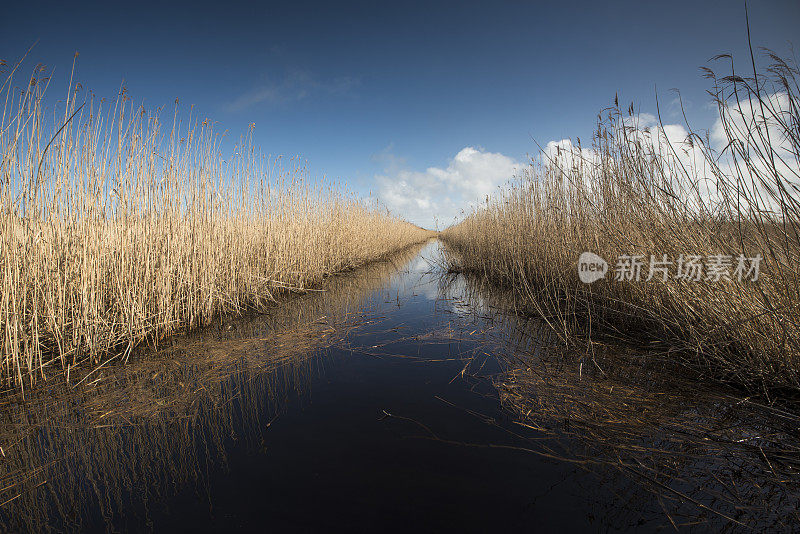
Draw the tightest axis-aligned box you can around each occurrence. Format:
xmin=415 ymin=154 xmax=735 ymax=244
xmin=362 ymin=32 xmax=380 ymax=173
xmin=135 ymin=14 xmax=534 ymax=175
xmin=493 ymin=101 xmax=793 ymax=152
xmin=387 ymin=241 xmax=440 ymax=301
xmin=2 ymin=238 xmax=791 ymax=532
xmin=385 ymin=240 xmax=489 ymax=317
xmin=409 ymin=256 xmax=431 ymax=273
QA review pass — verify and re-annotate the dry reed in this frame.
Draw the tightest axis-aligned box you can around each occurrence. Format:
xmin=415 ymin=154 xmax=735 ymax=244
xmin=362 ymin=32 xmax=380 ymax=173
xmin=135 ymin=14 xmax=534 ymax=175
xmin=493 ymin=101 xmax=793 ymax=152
xmin=441 ymin=271 xmax=800 ymax=530
xmin=442 ymin=48 xmax=800 ymax=395
xmin=0 ymin=55 xmax=433 ymax=389
xmin=0 ymin=242 xmax=426 ymax=532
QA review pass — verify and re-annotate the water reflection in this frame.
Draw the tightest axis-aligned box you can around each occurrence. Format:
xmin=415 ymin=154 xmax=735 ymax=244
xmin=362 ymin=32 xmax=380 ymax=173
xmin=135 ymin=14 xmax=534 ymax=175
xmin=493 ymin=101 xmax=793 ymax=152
xmin=439 ymin=248 xmax=800 ymax=531
xmin=0 ymin=244 xmax=427 ymax=532
xmin=0 ymin=240 xmax=797 ymax=532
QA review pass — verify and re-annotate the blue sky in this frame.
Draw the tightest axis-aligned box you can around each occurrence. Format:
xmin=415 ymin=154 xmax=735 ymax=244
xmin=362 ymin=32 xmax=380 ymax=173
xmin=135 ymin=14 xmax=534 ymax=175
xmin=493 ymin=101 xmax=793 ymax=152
xmin=2 ymin=0 xmax=798 ymax=228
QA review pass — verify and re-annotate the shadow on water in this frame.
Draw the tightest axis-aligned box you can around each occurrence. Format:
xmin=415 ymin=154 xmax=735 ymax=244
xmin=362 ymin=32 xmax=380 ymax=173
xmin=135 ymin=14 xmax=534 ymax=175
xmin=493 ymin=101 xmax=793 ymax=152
xmin=438 ymin=252 xmax=800 ymax=532
xmin=0 ymin=240 xmax=797 ymax=532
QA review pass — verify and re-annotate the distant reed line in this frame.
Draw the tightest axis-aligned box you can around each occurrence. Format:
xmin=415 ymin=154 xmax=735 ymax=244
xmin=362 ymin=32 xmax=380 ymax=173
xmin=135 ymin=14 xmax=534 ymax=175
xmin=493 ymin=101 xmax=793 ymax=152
xmin=0 ymin=55 xmax=433 ymax=389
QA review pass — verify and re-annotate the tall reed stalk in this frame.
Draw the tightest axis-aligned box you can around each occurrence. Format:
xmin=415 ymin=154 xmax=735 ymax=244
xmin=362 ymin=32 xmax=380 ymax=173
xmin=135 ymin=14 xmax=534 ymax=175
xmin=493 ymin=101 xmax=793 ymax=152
xmin=442 ymin=49 xmax=800 ymax=395
xmin=0 ymin=56 xmax=432 ymax=389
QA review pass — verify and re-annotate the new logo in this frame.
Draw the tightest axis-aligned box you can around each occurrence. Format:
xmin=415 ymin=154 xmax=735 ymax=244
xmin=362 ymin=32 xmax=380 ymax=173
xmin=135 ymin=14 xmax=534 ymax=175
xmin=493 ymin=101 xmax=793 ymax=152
xmin=578 ymin=252 xmax=608 ymax=283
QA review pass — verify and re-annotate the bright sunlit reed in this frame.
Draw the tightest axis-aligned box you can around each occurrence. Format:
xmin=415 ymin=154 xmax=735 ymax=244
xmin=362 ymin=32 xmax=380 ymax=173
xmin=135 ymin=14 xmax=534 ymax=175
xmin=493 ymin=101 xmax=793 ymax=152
xmin=0 ymin=55 xmax=433 ymax=389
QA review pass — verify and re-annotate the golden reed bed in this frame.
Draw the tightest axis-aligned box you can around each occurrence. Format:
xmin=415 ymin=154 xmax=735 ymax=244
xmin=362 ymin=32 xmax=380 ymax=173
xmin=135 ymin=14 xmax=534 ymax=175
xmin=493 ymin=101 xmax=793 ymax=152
xmin=442 ymin=49 xmax=800 ymax=394
xmin=0 ymin=56 xmax=433 ymax=389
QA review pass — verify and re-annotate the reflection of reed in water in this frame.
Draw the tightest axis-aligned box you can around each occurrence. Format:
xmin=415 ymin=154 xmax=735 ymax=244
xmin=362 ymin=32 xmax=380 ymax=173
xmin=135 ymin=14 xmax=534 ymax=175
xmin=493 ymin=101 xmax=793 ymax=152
xmin=0 ymin=243 xmax=426 ymax=533
xmin=442 ymin=269 xmax=800 ymax=531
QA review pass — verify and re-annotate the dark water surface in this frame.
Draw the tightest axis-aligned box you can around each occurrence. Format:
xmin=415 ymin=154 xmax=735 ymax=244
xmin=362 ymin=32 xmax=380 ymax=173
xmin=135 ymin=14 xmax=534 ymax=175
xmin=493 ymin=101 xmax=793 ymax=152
xmin=0 ymin=240 xmax=797 ymax=532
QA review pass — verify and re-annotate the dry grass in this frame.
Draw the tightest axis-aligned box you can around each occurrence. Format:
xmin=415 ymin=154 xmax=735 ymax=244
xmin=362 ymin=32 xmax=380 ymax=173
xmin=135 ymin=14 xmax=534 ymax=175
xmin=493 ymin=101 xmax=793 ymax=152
xmin=0 ymin=241 xmax=426 ymax=532
xmin=0 ymin=55 xmax=433 ymax=389
xmin=442 ymin=272 xmax=800 ymax=530
xmin=442 ymin=48 xmax=800 ymax=395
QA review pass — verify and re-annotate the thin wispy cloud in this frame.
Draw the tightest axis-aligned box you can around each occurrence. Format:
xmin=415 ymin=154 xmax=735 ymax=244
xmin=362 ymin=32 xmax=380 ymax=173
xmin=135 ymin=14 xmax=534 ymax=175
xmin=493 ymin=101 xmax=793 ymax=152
xmin=224 ymin=70 xmax=360 ymax=112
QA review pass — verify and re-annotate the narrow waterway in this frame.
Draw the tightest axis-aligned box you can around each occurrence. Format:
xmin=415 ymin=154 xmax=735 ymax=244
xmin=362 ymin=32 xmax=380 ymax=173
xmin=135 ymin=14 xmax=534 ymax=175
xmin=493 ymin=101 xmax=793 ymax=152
xmin=0 ymin=240 xmax=796 ymax=532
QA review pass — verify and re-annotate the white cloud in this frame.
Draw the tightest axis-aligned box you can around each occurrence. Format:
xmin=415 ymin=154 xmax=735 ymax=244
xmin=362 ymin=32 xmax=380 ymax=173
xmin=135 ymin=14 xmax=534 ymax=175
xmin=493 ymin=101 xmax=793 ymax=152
xmin=534 ymin=118 xmax=717 ymax=209
xmin=628 ymin=92 xmax=800 ymax=212
xmin=535 ymin=91 xmax=799 ymax=215
xmin=539 ymin=138 xmax=603 ymax=175
xmin=377 ymin=91 xmax=798 ymax=229
xmin=710 ymin=91 xmax=799 ymax=184
xmin=375 ymin=146 xmax=521 ymax=229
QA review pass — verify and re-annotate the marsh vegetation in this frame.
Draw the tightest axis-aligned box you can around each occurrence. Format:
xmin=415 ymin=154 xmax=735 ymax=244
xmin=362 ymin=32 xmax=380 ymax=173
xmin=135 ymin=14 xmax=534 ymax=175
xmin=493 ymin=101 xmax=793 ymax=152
xmin=1 ymin=44 xmax=799 ymax=534
xmin=0 ymin=57 xmax=433 ymax=389
xmin=442 ymin=50 xmax=800 ymax=396
xmin=444 ymin=268 xmax=800 ymax=530
xmin=0 ymin=241 xmax=797 ymax=532
xmin=0 ymin=244 xmax=426 ymax=531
